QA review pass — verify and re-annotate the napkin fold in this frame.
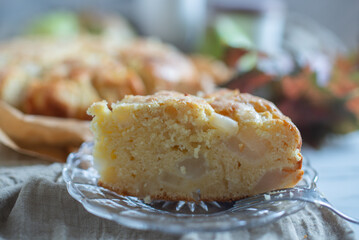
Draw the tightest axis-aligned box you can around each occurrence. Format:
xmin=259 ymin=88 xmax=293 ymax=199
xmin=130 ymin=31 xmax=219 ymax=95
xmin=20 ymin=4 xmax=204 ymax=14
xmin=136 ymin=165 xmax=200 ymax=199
xmin=0 ymin=150 xmax=356 ymax=240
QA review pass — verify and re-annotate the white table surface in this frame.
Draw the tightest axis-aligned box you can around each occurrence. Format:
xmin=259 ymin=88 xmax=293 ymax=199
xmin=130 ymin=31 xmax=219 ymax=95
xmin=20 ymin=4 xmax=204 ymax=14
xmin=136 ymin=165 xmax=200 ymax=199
xmin=303 ymin=131 xmax=359 ymax=239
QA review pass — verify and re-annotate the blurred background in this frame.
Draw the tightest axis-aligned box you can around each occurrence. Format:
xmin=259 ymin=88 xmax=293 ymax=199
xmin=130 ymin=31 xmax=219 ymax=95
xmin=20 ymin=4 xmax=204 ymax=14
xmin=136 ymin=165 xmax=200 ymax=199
xmin=0 ymin=0 xmax=358 ymax=49
xmin=0 ymin=0 xmax=359 ymax=236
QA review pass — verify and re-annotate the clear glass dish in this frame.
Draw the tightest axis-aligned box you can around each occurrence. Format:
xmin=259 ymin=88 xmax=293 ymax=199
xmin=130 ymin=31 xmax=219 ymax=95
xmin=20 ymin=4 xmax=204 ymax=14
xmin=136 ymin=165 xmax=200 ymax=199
xmin=62 ymin=142 xmax=317 ymax=233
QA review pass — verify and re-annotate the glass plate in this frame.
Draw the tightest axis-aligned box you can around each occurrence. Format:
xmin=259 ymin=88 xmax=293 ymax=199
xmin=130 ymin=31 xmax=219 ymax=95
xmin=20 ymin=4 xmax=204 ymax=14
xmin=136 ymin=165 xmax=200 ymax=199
xmin=62 ymin=142 xmax=317 ymax=233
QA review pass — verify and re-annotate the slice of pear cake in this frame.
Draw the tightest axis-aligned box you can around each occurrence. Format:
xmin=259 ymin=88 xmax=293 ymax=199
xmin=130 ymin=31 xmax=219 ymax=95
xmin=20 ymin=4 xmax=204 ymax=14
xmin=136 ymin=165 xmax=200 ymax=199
xmin=87 ymin=90 xmax=303 ymax=202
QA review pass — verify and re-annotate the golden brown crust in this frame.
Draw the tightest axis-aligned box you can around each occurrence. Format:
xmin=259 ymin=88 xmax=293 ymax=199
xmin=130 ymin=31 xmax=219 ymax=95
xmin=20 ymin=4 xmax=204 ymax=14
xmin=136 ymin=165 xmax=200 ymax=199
xmin=22 ymin=57 xmax=147 ymax=119
xmin=91 ymin=60 xmax=146 ymax=102
xmin=0 ymin=66 xmax=30 ymax=108
xmin=0 ymin=37 xmax=226 ymax=119
xmin=120 ymin=90 xmax=208 ymax=106
xmin=204 ymin=89 xmax=285 ymax=118
xmin=24 ymin=78 xmax=101 ymax=120
xmin=205 ymin=89 xmax=302 ymax=150
xmin=119 ymin=40 xmax=214 ymax=95
xmin=190 ymin=55 xmax=232 ymax=85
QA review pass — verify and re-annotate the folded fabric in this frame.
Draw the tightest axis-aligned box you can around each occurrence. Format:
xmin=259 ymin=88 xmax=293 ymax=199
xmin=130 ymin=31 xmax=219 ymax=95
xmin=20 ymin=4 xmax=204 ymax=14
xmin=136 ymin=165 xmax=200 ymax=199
xmin=0 ymin=160 xmax=355 ymax=240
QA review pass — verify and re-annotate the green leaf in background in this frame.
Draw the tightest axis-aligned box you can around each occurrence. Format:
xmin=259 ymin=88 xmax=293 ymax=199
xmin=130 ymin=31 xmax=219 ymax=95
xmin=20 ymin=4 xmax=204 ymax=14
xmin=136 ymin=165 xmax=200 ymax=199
xmin=237 ymin=51 xmax=258 ymax=73
xmin=200 ymin=28 xmax=224 ymax=59
xmin=26 ymin=11 xmax=80 ymax=37
xmin=214 ymin=16 xmax=253 ymax=49
xmin=199 ymin=15 xmax=254 ymax=59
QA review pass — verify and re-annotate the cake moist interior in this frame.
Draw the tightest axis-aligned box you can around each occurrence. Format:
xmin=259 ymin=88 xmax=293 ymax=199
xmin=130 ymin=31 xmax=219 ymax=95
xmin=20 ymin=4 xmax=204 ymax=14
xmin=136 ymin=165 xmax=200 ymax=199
xmin=88 ymin=90 xmax=303 ymax=202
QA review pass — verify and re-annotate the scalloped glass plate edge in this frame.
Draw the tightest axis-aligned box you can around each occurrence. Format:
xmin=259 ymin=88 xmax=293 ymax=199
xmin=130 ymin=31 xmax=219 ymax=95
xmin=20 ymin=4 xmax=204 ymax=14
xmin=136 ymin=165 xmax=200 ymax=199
xmin=62 ymin=142 xmax=317 ymax=233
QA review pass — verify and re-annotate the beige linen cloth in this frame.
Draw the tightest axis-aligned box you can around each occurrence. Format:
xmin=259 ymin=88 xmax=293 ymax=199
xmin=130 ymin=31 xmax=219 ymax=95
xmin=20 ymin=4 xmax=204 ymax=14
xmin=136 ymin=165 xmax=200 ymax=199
xmin=0 ymin=144 xmax=355 ymax=240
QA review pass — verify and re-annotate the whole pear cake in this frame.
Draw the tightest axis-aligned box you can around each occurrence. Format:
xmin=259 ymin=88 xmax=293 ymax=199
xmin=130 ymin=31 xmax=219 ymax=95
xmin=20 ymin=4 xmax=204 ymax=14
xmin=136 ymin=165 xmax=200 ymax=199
xmin=87 ymin=89 xmax=303 ymax=202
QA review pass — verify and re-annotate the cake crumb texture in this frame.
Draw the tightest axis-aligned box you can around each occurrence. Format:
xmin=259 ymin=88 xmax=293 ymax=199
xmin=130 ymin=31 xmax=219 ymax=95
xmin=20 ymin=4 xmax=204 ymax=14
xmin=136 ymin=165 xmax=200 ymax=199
xmin=88 ymin=89 xmax=303 ymax=202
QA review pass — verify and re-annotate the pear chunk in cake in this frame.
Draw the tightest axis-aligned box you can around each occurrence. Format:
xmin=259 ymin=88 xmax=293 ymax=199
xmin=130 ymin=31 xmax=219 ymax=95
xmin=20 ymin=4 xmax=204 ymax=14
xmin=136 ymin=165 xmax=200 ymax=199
xmin=87 ymin=90 xmax=303 ymax=202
